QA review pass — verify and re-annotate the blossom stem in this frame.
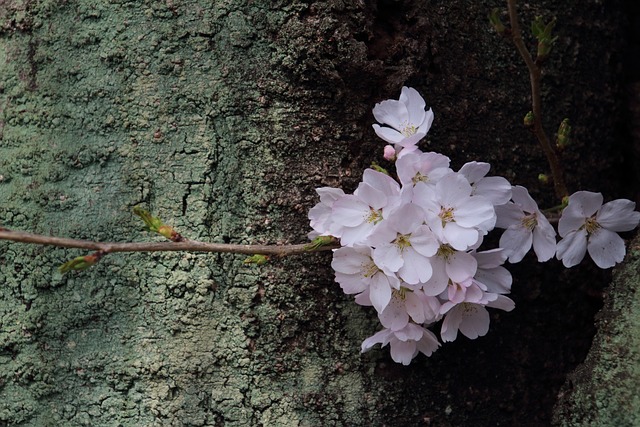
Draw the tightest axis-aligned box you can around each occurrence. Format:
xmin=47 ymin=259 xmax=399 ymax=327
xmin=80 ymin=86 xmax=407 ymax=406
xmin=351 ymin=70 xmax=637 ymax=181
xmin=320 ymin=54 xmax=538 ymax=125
xmin=506 ymin=0 xmax=568 ymax=200
xmin=0 ymin=228 xmax=339 ymax=257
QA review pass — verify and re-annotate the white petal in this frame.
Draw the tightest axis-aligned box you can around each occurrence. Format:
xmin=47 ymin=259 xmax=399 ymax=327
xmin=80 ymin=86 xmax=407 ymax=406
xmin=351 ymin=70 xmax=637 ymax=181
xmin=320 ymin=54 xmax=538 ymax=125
xmin=499 ymin=226 xmax=533 ymax=263
xmin=400 ymin=87 xmax=426 ymax=125
xmin=446 ymin=251 xmax=478 ymax=283
xmin=510 ymin=185 xmax=538 ymax=213
xmin=398 ymin=248 xmax=432 ymax=284
xmin=372 ymin=124 xmax=404 ymax=144
xmin=486 ymin=295 xmax=516 ymax=312
xmin=378 ymin=297 xmax=409 ymax=331
xmin=556 ymin=229 xmax=588 ymax=268
xmin=532 ymin=218 xmax=557 ymax=262
xmin=373 ymin=244 xmax=404 ymax=273
xmin=454 ymin=196 xmax=496 ymax=228
xmin=441 ymin=305 xmax=463 ymax=342
xmin=361 ymin=329 xmax=392 ymax=352
xmin=369 ymin=273 xmax=393 ymax=313
xmin=389 ymin=338 xmax=417 ymax=365
xmin=495 ymin=203 xmax=525 ymax=229
xmin=332 ymin=196 xmax=368 ymax=227
xmin=443 ymin=222 xmax=480 ymax=251
xmin=458 ymin=305 xmax=490 ymax=339
xmin=474 ymin=176 xmax=513 ymax=205
xmin=596 ymin=199 xmax=640 ymax=232
xmin=372 ymin=99 xmax=408 ymax=130
xmin=567 ymin=191 xmax=603 ymax=217
xmin=587 ymin=228 xmax=626 ymax=268
xmin=416 ymin=328 xmax=440 ymax=357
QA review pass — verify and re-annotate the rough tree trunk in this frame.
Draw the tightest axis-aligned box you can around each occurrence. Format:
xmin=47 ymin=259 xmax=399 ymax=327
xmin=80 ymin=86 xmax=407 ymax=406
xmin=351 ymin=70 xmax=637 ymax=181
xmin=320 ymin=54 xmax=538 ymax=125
xmin=0 ymin=0 xmax=635 ymax=426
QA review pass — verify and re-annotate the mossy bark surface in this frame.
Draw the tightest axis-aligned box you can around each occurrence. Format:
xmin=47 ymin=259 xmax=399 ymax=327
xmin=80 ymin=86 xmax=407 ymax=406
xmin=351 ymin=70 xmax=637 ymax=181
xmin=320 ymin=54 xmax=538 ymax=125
xmin=0 ymin=1 xmax=634 ymax=426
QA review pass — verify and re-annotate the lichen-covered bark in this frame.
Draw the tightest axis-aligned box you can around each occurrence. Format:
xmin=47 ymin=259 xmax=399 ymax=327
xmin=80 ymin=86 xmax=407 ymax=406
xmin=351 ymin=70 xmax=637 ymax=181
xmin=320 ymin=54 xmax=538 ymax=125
xmin=0 ymin=0 xmax=633 ymax=426
xmin=552 ymin=234 xmax=640 ymax=427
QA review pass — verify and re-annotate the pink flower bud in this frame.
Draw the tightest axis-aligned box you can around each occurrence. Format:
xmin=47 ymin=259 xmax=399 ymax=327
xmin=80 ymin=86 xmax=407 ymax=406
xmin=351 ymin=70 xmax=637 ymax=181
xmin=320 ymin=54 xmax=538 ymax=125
xmin=383 ymin=145 xmax=396 ymax=161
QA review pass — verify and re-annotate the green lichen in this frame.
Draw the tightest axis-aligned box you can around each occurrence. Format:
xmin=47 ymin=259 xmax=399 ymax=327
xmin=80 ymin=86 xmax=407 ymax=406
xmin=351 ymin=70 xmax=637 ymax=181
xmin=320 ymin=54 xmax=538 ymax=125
xmin=553 ymin=233 xmax=640 ymax=427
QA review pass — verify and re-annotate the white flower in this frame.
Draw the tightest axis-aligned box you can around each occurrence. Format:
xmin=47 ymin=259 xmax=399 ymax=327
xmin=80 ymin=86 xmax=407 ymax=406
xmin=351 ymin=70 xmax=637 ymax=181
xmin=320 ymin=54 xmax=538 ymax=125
xmin=395 ymin=150 xmax=452 ymax=188
xmin=361 ymin=323 xmax=440 ymax=365
xmin=440 ymin=293 xmax=514 ymax=342
xmin=372 ymin=87 xmax=434 ymax=149
xmin=556 ymin=191 xmax=640 ymax=268
xmin=331 ymin=245 xmax=400 ymax=313
xmin=413 ymin=172 xmax=496 ymax=251
xmin=495 ymin=185 xmax=556 ymax=263
xmin=471 ymin=249 xmax=512 ymax=294
xmin=458 ymin=161 xmax=512 ymax=206
xmin=378 ymin=287 xmax=441 ymax=330
xmin=308 ymin=187 xmax=346 ymax=239
xmin=330 ymin=169 xmax=401 ymax=246
xmin=368 ymin=204 xmax=439 ymax=284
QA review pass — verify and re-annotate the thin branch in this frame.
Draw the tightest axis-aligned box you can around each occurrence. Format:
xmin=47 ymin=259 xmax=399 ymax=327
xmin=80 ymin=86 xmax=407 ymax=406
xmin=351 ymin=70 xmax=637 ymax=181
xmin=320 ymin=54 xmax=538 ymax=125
xmin=0 ymin=229 xmax=339 ymax=257
xmin=506 ymin=0 xmax=568 ymax=200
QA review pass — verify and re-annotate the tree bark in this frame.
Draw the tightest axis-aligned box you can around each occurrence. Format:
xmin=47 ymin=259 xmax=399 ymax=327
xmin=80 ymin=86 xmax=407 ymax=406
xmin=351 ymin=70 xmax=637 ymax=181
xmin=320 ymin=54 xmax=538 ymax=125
xmin=0 ymin=0 xmax=634 ymax=425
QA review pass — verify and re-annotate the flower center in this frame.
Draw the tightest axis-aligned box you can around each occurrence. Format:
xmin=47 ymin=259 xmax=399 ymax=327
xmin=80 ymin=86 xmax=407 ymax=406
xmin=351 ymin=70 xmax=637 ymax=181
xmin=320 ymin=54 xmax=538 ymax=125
xmin=436 ymin=243 xmax=455 ymax=260
xmin=584 ymin=217 xmax=601 ymax=235
xmin=362 ymin=260 xmax=380 ymax=278
xmin=412 ymin=172 xmax=428 ymax=185
xmin=521 ymin=213 xmax=538 ymax=231
xmin=401 ymin=123 xmax=418 ymax=137
xmin=393 ymin=233 xmax=412 ymax=251
xmin=366 ymin=208 xmax=383 ymax=224
xmin=439 ymin=206 xmax=455 ymax=224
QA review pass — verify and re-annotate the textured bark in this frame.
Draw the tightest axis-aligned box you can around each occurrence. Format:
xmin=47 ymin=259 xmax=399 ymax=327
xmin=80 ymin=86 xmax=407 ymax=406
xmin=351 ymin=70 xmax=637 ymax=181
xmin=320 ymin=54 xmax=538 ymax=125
xmin=0 ymin=0 xmax=634 ymax=426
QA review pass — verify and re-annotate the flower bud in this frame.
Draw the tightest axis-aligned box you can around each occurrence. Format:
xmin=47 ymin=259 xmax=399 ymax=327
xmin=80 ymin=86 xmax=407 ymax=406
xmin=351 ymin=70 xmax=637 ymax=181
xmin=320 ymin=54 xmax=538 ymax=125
xmin=304 ymin=235 xmax=337 ymax=251
xmin=556 ymin=118 xmax=571 ymax=149
xmin=59 ymin=251 xmax=105 ymax=274
xmin=531 ymin=17 xmax=557 ymax=62
xmin=244 ymin=254 xmax=269 ymax=265
xmin=383 ymin=145 xmax=397 ymax=161
xmin=524 ymin=111 xmax=535 ymax=128
xmin=538 ymin=173 xmax=549 ymax=184
xmin=488 ymin=8 xmax=506 ymax=35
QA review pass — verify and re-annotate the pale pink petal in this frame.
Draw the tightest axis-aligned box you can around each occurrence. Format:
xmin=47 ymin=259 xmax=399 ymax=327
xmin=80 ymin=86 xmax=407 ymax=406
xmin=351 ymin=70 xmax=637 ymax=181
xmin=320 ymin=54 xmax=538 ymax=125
xmin=437 ymin=173 xmax=473 ymax=206
xmin=400 ymin=87 xmax=427 ymax=126
xmin=398 ymin=248 xmax=432 ymax=284
xmin=405 ymin=291 xmax=426 ymax=324
xmin=422 ymin=257 xmax=449 ymax=296
xmin=332 ymin=196 xmax=368 ymax=227
xmin=369 ymin=273 xmax=393 ymax=313
xmin=372 ymin=124 xmax=404 ymax=144
xmin=458 ymin=305 xmax=490 ymax=339
xmin=596 ymin=199 xmax=640 ymax=232
xmin=458 ymin=161 xmax=490 ymax=183
xmin=510 ymin=185 xmax=538 ymax=213
xmin=410 ymin=227 xmax=439 ymax=257
xmin=356 ymin=183 xmax=388 ymax=210
xmin=373 ymin=244 xmax=404 ymax=273
xmin=441 ymin=306 xmax=463 ymax=342
xmin=416 ymin=328 xmax=440 ymax=357
xmin=532 ymin=218 xmax=557 ymax=262
xmin=389 ymin=339 xmax=417 ymax=365
xmin=454 ymin=197 xmax=496 ymax=228
xmin=473 ymin=176 xmax=513 ymax=205
xmin=379 ymin=297 xmax=410 ymax=331
xmin=499 ymin=226 xmax=533 ymax=263
xmin=372 ymin=99 xmax=408 ymax=130
xmin=339 ymin=222 xmax=375 ymax=246
xmin=446 ymin=251 xmax=478 ymax=283
xmin=567 ymin=191 xmax=603 ymax=217
xmin=486 ymin=295 xmax=515 ymax=312
xmin=495 ymin=202 xmax=525 ymax=229
xmin=443 ymin=222 xmax=480 ymax=251
xmin=556 ymin=229 xmax=588 ymax=268
xmin=587 ymin=228 xmax=626 ymax=268
xmin=361 ymin=329 xmax=392 ymax=352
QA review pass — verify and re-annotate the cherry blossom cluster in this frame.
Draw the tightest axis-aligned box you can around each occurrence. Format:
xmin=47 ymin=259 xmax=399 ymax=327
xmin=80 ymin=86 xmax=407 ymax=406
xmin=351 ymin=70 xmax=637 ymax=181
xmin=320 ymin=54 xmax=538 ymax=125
xmin=308 ymin=87 xmax=640 ymax=365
